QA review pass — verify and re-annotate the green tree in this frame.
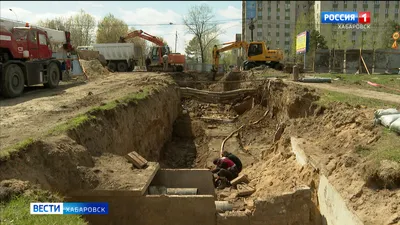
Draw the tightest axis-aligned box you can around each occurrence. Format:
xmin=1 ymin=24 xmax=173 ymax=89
xmin=291 ymin=12 xmax=314 ymax=62
xmin=380 ymin=20 xmax=400 ymax=49
xmin=364 ymin=23 xmax=383 ymax=50
xmin=309 ymin=30 xmax=328 ymax=50
xmin=183 ymin=4 xmax=221 ymax=63
xmin=71 ymin=10 xmax=96 ymax=46
xmin=36 ymin=9 xmax=96 ymax=47
xmin=185 ymin=37 xmax=201 ymax=63
xmin=37 ymin=17 xmax=67 ymax=31
xmin=184 ymin=35 xmax=219 ymax=64
xmin=96 ymin=14 xmax=128 ymax=43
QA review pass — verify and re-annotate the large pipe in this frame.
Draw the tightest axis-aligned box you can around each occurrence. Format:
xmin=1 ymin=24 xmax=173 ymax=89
xmin=215 ymin=201 xmax=233 ymax=212
xmin=166 ymin=188 xmax=198 ymax=195
xmin=299 ymin=78 xmax=332 ymax=83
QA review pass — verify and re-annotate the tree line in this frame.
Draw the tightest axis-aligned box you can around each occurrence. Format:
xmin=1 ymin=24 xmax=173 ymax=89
xmin=292 ymin=8 xmax=399 ymax=65
xmin=37 ymin=5 xmax=235 ymax=67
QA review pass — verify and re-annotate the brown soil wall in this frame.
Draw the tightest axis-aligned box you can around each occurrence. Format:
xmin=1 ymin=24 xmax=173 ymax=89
xmin=0 ymin=84 xmax=181 ymax=194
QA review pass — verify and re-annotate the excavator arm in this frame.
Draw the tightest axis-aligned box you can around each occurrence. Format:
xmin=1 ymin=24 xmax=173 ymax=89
xmin=211 ymin=41 xmax=248 ymax=73
xmin=119 ymin=30 xmax=164 ymax=46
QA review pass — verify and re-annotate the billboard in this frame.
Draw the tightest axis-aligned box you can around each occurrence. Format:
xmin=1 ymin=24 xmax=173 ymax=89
xmin=296 ymin=31 xmax=309 ymax=54
xmin=246 ymin=0 xmax=256 ymax=20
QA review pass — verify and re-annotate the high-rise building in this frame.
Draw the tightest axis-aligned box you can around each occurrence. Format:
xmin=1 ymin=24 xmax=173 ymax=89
xmin=243 ymin=1 xmax=400 ymax=54
xmin=243 ymin=1 xmax=313 ymax=59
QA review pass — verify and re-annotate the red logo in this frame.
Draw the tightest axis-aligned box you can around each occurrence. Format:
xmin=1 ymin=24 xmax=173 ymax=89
xmin=358 ymin=12 xmax=370 ymax=24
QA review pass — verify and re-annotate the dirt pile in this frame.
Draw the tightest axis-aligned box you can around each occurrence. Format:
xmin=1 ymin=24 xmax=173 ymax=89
xmin=79 ymin=59 xmax=110 ymax=79
xmin=169 ymin=71 xmax=213 ymax=89
xmin=208 ymin=71 xmax=262 ymax=92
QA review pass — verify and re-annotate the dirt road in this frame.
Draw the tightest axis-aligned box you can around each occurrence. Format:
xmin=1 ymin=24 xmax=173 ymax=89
xmin=288 ymin=80 xmax=400 ymax=104
xmin=0 ymin=72 xmax=172 ymax=151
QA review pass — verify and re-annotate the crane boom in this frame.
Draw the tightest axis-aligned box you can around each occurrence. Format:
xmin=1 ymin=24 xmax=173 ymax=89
xmin=119 ymin=30 xmax=164 ymax=46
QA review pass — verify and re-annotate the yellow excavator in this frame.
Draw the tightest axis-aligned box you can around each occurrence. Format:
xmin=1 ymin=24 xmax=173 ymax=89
xmin=211 ymin=41 xmax=284 ymax=73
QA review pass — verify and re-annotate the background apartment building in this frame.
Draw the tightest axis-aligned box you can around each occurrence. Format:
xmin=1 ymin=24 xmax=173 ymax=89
xmin=243 ymin=1 xmax=399 ymax=57
xmin=242 ymin=1 xmax=313 ymax=59
xmin=315 ymin=1 xmax=399 ymax=50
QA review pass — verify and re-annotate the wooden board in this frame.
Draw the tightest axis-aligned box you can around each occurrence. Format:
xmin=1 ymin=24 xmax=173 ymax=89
xmin=125 ymin=151 xmax=148 ymax=169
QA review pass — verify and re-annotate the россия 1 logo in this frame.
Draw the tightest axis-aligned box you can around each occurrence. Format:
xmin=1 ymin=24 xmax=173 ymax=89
xmin=321 ymin=12 xmax=371 ymax=29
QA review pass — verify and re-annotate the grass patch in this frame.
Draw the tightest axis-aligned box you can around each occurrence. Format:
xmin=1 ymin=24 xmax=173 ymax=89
xmin=49 ymin=114 xmax=96 ymax=136
xmin=315 ymin=73 xmax=400 ymax=95
xmin=369 ymin=129 xmax=400 ymax=163
xmin=0 ymin=138 xmax=35 ymax=161
xmin=49 ymin=88 xmax=152 ymax=136
xmin=88 ymin=88 xmax=151 ymax=114
xmin=361 ymin=128 xmax=400 ymax=189
xmin=317 ymin=90 xmax=398 ymax=109
xmin=0 ymin=190 xmax=87 ymax=225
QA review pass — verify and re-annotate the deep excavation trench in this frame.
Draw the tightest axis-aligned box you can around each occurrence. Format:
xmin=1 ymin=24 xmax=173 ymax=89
xmin=2 ymin=73 xmax=391 ymax=225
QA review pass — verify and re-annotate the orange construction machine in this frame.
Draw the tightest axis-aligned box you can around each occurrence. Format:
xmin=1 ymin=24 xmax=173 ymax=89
xmin=119 ymin=30 xmax=185 ymax=72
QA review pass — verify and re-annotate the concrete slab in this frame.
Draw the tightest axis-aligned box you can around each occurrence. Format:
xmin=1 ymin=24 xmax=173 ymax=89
xmin=70 ymin=162 xmax=160 ymax=197
xmin=150 ymin=169 xmax=216 ymax=196
xmin=318 ymin=175 xmax=364 ymax=225
xmin=290 ymin=137 xmax=308 ymax=166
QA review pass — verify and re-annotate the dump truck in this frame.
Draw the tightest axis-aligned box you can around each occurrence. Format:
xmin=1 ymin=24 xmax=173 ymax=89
xmin=92 ymin=43 xmax=140 ymax=72
xmin=0 ymin=18 xmax=73 ymax=98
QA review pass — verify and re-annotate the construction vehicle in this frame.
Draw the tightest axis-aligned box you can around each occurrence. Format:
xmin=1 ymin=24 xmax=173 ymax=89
xmin=0 ymin=18 xmax=72 ymax=98
xmin=212 ymin=41 xmax=284 ymax=74
xmin=92 ymin=43 xmax=140 ymax=72
xmin=119 ymin=30 xmax=185 ymax=72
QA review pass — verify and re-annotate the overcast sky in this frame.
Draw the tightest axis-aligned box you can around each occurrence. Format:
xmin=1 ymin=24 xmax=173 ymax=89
xmin=0 ymin=1 xmax=242 ymax=53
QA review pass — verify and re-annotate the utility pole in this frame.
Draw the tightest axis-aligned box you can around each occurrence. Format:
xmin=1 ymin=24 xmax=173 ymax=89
xmin=249 ymin=18 xmax=255 ymax=42
xmin=175 ymin=30 xmax=178 ymax=53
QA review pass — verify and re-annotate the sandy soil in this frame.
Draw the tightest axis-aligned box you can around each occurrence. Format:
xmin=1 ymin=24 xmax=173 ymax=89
xmin=0 ymin=72 xmax=174 ymax=151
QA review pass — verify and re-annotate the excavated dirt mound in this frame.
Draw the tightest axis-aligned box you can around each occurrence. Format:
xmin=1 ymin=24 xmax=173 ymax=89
xmin=208 ymin=71 xmax=261 ymax=92
xmin=79 ymin=59 xmax=110 ymax=79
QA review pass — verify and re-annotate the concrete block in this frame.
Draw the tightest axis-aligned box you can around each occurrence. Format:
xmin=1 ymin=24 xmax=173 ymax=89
xmin=236 ymin=184 xmax=255 ymax=197
xmin=231 ymin=174 xmax=250 ymax=186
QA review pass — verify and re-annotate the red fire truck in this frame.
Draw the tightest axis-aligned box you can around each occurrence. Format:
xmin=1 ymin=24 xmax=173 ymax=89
xmin=0 ymin=19 xmax=72 ymax=98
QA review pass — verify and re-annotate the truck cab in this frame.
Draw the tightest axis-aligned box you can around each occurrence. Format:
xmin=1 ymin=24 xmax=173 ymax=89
xmin=0 ymin=26 xmax=53 ymax=63
xmin=0 ymin=23 xmax=69 ymax=98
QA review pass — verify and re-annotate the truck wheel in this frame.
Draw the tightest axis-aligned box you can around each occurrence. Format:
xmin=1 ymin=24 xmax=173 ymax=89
xmin=176 ymin=66 xmax=184 ymax=72
xmin=1 ymin=64 xmax=25 ymax=98
xmin=108 ymin=62 xmax=116 ymax=72
xmin=44 ymin=62 xmax=60 ymax=88
xmin=274 ymin=63 xmax=283 ymax=71
xmin=117 ymin=62 xmax=128 ymax=72
xmin=244 ymin=63 xmax=255 ymax=71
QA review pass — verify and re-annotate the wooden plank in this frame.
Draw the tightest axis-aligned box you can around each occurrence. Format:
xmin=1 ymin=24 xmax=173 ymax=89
xmin=125 ymin=151 xmax=148 ymax=169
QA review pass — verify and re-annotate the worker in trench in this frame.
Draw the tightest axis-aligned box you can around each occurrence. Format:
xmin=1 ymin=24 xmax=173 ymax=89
xmin=145 ymin=56 xmax=151 ymax=71
xmin=211 ymin=153 xmax=242 ymax=189
xmin=162 ymin=53 xmax=169 ymax=71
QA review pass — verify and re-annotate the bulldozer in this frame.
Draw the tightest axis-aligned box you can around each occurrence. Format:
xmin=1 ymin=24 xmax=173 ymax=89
xmin=212 ymin=41 xmax=284 ymax=74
